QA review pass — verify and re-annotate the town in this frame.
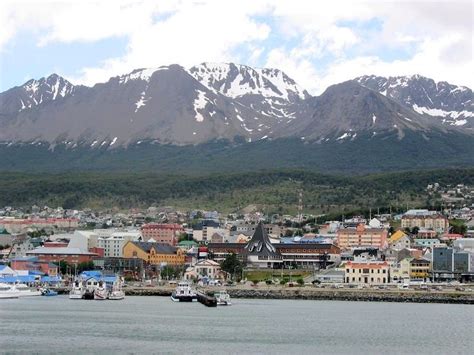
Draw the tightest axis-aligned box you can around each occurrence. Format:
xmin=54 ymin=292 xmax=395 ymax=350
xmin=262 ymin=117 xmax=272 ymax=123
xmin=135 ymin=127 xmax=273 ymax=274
xmin=0 ymin=182 xmax=473 ymax=297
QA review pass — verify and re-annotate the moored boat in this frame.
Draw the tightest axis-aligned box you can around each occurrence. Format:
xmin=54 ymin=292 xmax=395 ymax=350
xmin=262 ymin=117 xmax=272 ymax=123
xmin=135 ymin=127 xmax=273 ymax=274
xmin=41 ymin=288 xmax=58 ymax=297
xmin=170 ymin=281 xmax=197 ymax=302
xmin=0 ymin=283 xmax=19 ymax=299
xmin=108 ymin=277 xmax=125 ymax=300
xmin=214 ymin=290 xmax=232 ymax=306
xmin=11 ymin=283 xmax=42 ymax=297
xmin=94 ymin=281 xmax=108 ymax=300
xmin=69 ymin=280 xmax=85 ymax=299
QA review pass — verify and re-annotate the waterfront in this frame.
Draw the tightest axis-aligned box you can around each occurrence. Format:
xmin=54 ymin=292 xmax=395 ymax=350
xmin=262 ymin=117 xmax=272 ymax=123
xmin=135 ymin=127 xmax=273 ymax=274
xmin=0 ymin=296 xmax=473 ymax=354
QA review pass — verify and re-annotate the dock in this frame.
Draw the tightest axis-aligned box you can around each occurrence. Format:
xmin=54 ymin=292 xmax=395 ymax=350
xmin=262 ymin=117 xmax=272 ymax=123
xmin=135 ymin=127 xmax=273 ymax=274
xmin=196 ymin=291 xmax=217 ymax=307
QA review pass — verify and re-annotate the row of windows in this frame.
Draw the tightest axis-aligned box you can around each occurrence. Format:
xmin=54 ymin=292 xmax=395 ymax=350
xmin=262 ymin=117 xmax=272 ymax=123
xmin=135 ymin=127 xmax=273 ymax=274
xmin=346 ymin=268 xmax=387 ymax=274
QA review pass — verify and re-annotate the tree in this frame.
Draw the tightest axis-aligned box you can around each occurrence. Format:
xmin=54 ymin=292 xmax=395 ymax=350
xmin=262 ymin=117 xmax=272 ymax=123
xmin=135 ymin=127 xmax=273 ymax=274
xmin=449 ymin=219 xmax=467 ymax=235
xmin=411 ymin=226 xmax=419 ymax=235
xmin=221 ymin=253 xmax=243 ymax=281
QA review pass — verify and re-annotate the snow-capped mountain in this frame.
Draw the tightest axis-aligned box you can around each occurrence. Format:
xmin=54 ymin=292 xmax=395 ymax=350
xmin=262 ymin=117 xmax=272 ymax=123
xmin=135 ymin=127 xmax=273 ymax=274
xmin=0 ymin=64 xmax=472 ymax=149
xmin=188 ymin=62 xmax=309 ymax=102
xmin=356 ymin=75 xmax=474 ymax=128
xmin=0 ymin=74 xmax=76 ymax=116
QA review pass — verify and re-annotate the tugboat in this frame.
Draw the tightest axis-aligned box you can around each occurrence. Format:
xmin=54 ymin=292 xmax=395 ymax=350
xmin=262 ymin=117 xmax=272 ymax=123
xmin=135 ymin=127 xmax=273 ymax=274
xmin=83 ymin=277 xmax=100 ymax=300
xmin=69 ymin=280 xmax=85 ymax=299
xmin=214 ymin=290 xmax=232 ymax=306
xmin=170 ymin=281 xmax=197 ymax=302
xmin=94 ymin=281 xmax=108 ymax=300
xmin=108 ymin=277 xmax=125 ymax=300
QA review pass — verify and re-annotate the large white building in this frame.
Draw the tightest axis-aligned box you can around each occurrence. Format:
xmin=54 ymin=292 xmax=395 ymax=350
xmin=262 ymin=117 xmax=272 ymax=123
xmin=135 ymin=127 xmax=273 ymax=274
xmin=98 ymin=231 xmax=141 ymax=258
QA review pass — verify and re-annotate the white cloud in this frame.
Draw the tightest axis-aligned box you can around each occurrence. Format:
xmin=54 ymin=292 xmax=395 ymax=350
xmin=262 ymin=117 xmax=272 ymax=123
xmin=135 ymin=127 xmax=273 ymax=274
xmin=1 ymin=0 xmax=472 ymax=93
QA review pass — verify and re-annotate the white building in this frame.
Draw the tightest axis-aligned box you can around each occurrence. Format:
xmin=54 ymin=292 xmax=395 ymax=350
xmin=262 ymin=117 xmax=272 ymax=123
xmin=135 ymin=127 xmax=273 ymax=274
xmin=98 ymin=230 xmax=141 ymax=258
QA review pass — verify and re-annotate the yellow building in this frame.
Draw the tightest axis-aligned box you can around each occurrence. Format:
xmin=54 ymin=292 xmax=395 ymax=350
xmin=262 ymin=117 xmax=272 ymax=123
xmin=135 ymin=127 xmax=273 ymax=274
xmin=123 ymin=241 xmax=185 ymax=265
xmin=409 ymin=258 xmax=431 ymax=280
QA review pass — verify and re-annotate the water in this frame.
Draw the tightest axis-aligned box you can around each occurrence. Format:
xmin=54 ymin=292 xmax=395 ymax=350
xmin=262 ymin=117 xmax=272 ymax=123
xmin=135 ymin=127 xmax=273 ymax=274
xmin=0 ymin=296 xmax=472 ymax=354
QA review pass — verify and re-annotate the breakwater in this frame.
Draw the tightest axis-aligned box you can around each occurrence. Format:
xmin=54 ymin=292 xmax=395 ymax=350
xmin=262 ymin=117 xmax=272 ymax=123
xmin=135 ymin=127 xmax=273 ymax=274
xmin=118 ymin=286 xmax=474 ymax=304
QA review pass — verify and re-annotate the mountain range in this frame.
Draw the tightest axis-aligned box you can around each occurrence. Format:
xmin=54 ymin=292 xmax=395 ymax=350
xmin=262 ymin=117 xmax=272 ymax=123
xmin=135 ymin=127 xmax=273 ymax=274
xmin=0 ymin=63 xmax=473 ymax=173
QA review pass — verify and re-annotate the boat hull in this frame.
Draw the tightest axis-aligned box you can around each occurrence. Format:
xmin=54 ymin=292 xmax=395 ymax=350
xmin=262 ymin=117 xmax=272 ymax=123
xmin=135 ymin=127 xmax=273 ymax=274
xmin=170 ymin=294 xmax=197 ymax=302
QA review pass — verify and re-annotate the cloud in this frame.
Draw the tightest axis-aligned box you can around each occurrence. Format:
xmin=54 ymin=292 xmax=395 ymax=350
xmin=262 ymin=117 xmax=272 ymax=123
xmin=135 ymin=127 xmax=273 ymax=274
xmin=1 ymin=0 xmax=472 ymax=93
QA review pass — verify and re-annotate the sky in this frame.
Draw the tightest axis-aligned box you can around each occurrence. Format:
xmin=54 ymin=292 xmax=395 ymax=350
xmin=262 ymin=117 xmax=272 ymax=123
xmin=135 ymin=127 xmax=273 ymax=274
xmin=0 ymin=0 xmax=472 ymax=95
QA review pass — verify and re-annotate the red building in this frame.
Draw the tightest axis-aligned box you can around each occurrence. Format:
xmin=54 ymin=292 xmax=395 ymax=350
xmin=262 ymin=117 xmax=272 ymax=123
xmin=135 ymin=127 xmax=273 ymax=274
xmin=11 ymin=256 xmax=58 ymax=276
xmin=26 ymin=247 xmax=97 ymax=265
xmin=141 ymin=223 xmax=184 ymax=246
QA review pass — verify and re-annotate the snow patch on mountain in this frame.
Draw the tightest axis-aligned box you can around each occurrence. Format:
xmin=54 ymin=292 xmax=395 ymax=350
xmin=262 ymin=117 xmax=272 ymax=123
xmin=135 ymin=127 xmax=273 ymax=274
xmin=119 ymin=66 xmax=169 ymax=84
xmin=194 ymin=90 xmax=209 ymax=122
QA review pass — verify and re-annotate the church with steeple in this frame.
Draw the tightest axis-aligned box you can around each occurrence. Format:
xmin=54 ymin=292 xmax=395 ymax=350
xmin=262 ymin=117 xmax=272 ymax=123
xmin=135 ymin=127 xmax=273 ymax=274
xmin=244 ymin=222 xmax=283 ymax=268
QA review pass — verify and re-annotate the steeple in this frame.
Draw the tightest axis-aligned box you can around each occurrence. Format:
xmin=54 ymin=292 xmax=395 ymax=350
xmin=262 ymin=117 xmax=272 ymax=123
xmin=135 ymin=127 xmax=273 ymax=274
xmin=244 ymin=222 xmax=279 ymax=257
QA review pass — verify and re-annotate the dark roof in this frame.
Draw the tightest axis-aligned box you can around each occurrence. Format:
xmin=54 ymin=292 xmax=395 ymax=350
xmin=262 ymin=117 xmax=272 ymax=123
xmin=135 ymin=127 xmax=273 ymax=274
xmin=244 ymin=222 xmax=280 ymax=257
xmin=276 ymin=243 xmax=338 ymax=251
xmin=131 ymin=241 xmax=177 ymax=254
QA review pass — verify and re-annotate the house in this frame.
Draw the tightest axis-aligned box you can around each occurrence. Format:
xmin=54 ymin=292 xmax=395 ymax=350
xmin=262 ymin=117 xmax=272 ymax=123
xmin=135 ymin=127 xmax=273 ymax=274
xmin=122 ymin=241 xmax=185 ymax=266
xmin=409 ymin=258 xmax=431 ymax=280
xmin=183 ymin=259 xmax=225 ymax=281
xmin=344 ymin=261 xmax=389 ymax=284
xmin=388 ymin=230 xmax=411 ymax=250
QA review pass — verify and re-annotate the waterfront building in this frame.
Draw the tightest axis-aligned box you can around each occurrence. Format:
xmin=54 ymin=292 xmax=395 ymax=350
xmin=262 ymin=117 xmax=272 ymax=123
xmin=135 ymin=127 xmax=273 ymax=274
xmin=337 ymin=224 xmax=388 ymax=250
xmin=208 ymin=223 xmax=341 ymax=269
xmin=409 ymin=258 xmax=431 ymax=280
xmin=122 ymin=241 xmax=185 ymax=265
xmin=183 ymin=259 xmax=224 ymax=281
xmin=10 ymin=256 xmax=58 ymax=276
xmin=26 ymin=247 xmax=97 ymax=264
xmin=344 ymin=261 xmax=390 ymax=284
xmin=432 ymin=246 xmax=474 ymax=281
xmin=141 ymin=224 xmax=184 ymax=245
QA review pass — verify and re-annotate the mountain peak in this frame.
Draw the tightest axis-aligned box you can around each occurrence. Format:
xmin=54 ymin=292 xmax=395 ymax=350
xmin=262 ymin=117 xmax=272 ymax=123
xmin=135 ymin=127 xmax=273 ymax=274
xmin=188 ymin=62 xmax=309 ymax=102
xmin=355 ymin=74 xmax=473 ymax=128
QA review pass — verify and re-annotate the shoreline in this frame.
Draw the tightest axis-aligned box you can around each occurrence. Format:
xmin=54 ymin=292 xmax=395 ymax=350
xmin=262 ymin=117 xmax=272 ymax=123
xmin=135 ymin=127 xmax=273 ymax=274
xmin=118 ymin=286 xmax=474 ymax=305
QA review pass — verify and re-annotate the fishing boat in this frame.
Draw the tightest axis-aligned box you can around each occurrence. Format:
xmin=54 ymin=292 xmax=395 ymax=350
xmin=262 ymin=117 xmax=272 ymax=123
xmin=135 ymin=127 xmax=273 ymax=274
xmin=214 ymin=290 xmax=232 ymax=306
xmin=108 ymin=277 xmax=125 ymax=300
xmin=94 ymin=281 xmax=108 ymax=300
xmin=69 ymin=280 xmax=85 ymax=299
xmin=170 ymin=281 xmax=197 ymax=302
xmin=0 ymin=283 xmax=19 ymax=299
xmin=11 ymin=283 xmax=42 ymax=297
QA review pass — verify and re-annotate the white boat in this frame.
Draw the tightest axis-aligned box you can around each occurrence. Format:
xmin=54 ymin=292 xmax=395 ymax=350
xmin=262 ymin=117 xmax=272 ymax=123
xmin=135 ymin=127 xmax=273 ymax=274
xmin=0 ymin=283 xmax=19 ymax=299
xmin=11 ymin=283 xmax=42 ymax=297
xmin=94 ymin=281 xmax=108 ymax=300
xmin=108 ymin=277 xmax=125 ymax=300
xmin=170 ymin=281 xmax=197 ymax=302
xmin=215 ymin=290 xmax=232 ymax=306
xmin=69 ymin=280 xmax=85 ymax=299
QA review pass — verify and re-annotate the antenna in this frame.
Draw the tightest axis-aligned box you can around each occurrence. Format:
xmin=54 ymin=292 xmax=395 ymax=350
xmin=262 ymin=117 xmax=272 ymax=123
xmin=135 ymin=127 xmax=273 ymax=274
xmin=297 ymin=186 xmax=303 ymax=224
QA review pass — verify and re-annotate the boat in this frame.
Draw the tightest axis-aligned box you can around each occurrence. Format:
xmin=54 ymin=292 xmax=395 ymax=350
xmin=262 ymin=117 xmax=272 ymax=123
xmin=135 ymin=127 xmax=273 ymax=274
xmin=83 ymin=277 xmax=100 ymax=300
xmin=0 ymin=283 xmax=19 ymax=299
xmin=214 ymin=290 xmax=232 ymax=306
xmin=41 ymin=288 xmax=58 ymax=297
xmin=69 ymin=280 xmax=85 ymax=299
xmin=11 ymin=283 xmax=42 ymax=297
xmin=94 ymin=281 xmax=108 ymax=300
xmin=108 ymin=277 xmax=125 ymax=300
xmin=170 ymin=281 xmax=197 ymax=302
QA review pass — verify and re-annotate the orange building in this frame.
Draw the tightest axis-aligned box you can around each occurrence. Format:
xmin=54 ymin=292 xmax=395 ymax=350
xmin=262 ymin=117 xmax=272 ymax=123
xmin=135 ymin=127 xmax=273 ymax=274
xmin=123 ymin=241 xmax=185 ymax=266
xmin=337 ymin=224 xmax=388 ymax=250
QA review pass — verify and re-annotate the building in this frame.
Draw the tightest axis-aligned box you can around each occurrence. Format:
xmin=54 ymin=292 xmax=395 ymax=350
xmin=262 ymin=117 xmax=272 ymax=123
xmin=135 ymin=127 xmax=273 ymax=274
xmin=388 ymin=230 xmax=411 ymax=250
xmin=141 ymin=224 xmax=184 ymax=245
xmin=123 ymin=241 xmax=185 ymax=266
xmin=10 ymin=256 xmax=58 ymax=276
xmin=401 ymin=213 xmax=448 ymax=233
xmin=0 ymin=217 xmax=79 ymax=234
xmin=208 ymin=223 xmax=341 ymax=269
xmin=337 ymin=224 xmax=388 ymax=250
xmin=98 ymin=232 xmax=138 ymax=258
xmin=183 ymin=259 xmax=224 ymax=281
xmin=26 ymin=247 xmax=97 ymax=265
xmin=344 ymin=261 xmax=389 ymax=284
xmin=409 ymin=258 xmax=431 ymax=280
xmin=92 ymin=257 xmax=144 ymax=276
xmin=432 ymin=246 xmax=474 ymax=281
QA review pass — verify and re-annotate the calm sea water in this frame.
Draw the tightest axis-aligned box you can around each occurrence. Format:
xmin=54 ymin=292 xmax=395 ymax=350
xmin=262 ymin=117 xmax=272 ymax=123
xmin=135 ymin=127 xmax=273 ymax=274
xmin=0 ymin=296 xmax=472 ymax=354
